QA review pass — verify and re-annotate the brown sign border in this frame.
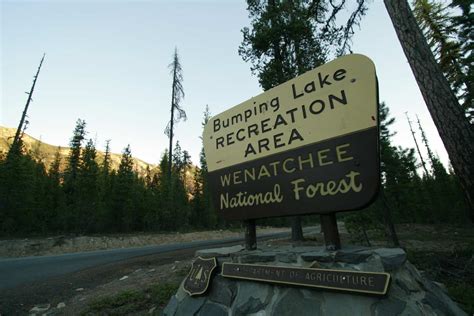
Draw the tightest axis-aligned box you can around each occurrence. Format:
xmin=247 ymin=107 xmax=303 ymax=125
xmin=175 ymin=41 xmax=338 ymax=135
xmin=183 ymin=257 xmax=217 ymax=296
xmin=221 ymin=262 xmax=390 ymax=296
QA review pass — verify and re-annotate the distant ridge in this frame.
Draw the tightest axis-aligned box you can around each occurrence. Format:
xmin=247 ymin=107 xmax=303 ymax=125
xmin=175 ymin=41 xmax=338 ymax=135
xmin=0 ymin=126 xmax=157 ymax=177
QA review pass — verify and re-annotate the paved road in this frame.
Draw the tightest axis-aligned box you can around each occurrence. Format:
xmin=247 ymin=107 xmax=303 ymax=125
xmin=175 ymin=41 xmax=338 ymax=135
xmin=0 ymin=229 xmax=315 ymax=291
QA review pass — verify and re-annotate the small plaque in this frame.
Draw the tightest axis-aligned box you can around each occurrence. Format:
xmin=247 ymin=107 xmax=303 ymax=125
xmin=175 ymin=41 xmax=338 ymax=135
xmin=222 ymin=263 xmax=390 ymax=296
xmin=183 ymin=257 xmax=217 ymax=296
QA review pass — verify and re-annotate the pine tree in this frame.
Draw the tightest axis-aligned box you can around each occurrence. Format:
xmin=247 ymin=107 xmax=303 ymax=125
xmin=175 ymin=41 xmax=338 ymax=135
xmin=384 ymin=0 xmax=474 ymax=221
xmin=112 ymin=145 xmax=136 ymax=232
xmin=412 ymin=0 xmax=472 ymax=119
xmin=97 ymin=140 xmax=113 ymax=231
xmin=191 ymin=165 xmax=204 ymax=228
xmin=240 ymin=0 xmax=367 ymax=91
xmin=0 ymin=139 xmax=44 ymax=235
xmin=76 ymin=139 xmax=100 ymax=232
xmin=450 ymin=0 xmax=473 ymax=119
xmin=64 ymin=119 xmax=86 ymax=203
xmin=155 ymin=151 xmax=173 ymax=230
xmin=412 ymin=1 xmax=464 ymax=92
xmin=101 ymin=140 xmax=112 ymax=176
xmin=192 ymin=105 xmax=218 ymax=229
xmin=45 ymin=147 xmax=65 ymax=232
xmin=154 ymin=146 xmax=191 ymax=231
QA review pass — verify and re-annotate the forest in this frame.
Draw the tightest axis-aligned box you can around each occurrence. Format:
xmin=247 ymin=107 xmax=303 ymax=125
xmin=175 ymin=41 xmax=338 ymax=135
xmin=0 ymin=101 xmax=469 ymax=237
xmin=0 ymin=0 xmax=472 ymax=238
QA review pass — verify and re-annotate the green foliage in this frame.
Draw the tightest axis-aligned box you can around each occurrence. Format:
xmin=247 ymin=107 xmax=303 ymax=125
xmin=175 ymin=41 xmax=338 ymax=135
xmin=239 ymin=0 xmax=367 ymax=90
xmin=149 ymin=283 xmax=179 ymax=305
xmin=190 ymin=105 xmax=219 ymax=229
xmin=412 ymin=0 xmax=473 ymax=121
xmin=82 ymin=283 xmax=179 ymax=316
xmin=448 ymin=284 xmax=474 ymax=314
xmin=344 ymin=209 xmax=380 ymax=246
xmin=0 ymin=118 xmax=195 ymax=236
xmin=406 ymin=245 xmax=474 ymax=314
xmin=0 ymin=140 xmax=49 ymax=234
xmin=83 ymin=290 xmax=148 ymax=316
xmin=345 ymin=102 xmax=470 ymax=246
xmin=0 ymin=105 xmax=469 ymax=238
xmin=64 ymin=119 xmax=86 ymax=196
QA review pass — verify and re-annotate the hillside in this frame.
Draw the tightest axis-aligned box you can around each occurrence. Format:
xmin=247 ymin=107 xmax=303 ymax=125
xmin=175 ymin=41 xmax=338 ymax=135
xmin=0 ymin=126 xmax=157 ymax=176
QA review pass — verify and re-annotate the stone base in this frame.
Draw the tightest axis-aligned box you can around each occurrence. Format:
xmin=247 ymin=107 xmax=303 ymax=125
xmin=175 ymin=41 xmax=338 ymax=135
xmin=164 ymin=246 xmax=467 ymax=316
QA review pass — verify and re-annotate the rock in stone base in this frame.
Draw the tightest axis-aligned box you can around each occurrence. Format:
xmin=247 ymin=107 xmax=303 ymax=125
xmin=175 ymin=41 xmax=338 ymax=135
xmin=29 ymin=304 xmax=51 ymax=314
xmin=164 ymin=246 xmax=467 ymax=316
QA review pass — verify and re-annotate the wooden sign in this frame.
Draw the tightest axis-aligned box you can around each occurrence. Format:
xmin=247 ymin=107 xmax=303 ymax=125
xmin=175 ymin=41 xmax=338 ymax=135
xmin=183 ymin=257 xmax=217 ymax=296
xmin=222 ymin=263 xmax=390 ymax=296
xmin=203 ymin=54 xmax=379 ymax=220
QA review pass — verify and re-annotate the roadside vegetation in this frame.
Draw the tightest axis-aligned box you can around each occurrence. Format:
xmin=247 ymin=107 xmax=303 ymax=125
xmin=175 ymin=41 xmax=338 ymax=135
xmin=79 ymin=264 xmax=190 ymax=316
xmin=81 ymin=283 xmax=179 ymax=316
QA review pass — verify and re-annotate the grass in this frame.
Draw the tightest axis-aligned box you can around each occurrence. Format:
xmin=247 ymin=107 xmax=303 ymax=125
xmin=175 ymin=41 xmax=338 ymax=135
xmin=406 ymin=246 xmax=474 ymax=314
xmin=150 ymin=283 xmax=180 ymax=306
xmin=448 ymin=284 xmax=474 ymax=314
xmin=81 ymin=283 xmax=179 ymax=316
xmin=347 ymin=222 xmax=474 ymax=314
xmin=84 ymin=290 xmax=148 ymax=315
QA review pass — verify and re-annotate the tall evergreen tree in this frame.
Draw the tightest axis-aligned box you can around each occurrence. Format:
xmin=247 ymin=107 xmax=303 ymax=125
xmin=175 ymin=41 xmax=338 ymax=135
xmin=63 ymin=119 xmax=86 ymax=203
xmin=384 ymin=0 xmax=474 ymax=221
xmin=101 ymin=140 xmax=112 ymax=176
xmin=412 ymin=0 xmax=472 ymax=119
xmin=192 ymin=105 xmax=218 ymax=229
xmin=111 ymin=145 xmax=137 ymax=232
xmin=412 ymin=0 xmax=463 ymax=89
xmin=450 ymin=0 xmax=473 ymax=119
xmin=76 ymin=139 xmax=100 ymax=232
xmin=97 ymin=140 xmax=113 ymax=231
xmin=0 ymin=139 xmax=42 ymax=234
xmin=45 ymin=147 xmax=65 ymax=232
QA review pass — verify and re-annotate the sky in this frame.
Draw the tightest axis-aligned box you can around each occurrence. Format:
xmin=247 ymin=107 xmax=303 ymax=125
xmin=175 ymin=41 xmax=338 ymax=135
xmin=1 ymin=0 xmax=451 ymax=169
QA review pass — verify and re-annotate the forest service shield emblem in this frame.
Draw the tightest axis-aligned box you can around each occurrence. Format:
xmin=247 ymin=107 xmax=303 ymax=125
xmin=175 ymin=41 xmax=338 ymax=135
xmin=183 ymin=257 xmax=217 ymax=296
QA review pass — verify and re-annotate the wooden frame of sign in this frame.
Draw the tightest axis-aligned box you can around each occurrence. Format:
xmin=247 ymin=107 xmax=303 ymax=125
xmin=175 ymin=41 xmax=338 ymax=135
xmin=203 ymin=54 xmax=379 ymax=247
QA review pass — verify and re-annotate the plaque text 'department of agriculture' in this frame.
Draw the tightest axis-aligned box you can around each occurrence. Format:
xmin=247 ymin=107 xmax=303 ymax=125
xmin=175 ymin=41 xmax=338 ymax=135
xmin=222 ymin=263 xmax=390 ymax=296
xmin=203 ymin=54 xmax=379 ymax=220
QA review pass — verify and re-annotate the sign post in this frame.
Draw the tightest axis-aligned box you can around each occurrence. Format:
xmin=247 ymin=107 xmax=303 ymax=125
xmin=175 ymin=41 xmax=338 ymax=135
xmin=244 ymin=219 xmax=257 ymax=250
xmin=320 ymin=213 xmax=341 ymax=250
xmin=203 ymin=54 xmax=379 ymax=249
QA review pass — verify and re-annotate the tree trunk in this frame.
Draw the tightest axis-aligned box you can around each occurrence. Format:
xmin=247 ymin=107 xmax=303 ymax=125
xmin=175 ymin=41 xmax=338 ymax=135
xmin=168 ymin=69 xmax=177 ymax=181
xmin=11 ymin=54 xmax=45 ymax=154
xmin=245 ymin=219 xmax=257 ymax=250
xmin=320 ymin=214 xmax=341 ymax=250
xmin=384 ymin=0 xmax=474 ymax=221
xmin=381 ymin=190 xmax=400 ymax=247
xmin=268 ymin=0 xmax=305 ymax=240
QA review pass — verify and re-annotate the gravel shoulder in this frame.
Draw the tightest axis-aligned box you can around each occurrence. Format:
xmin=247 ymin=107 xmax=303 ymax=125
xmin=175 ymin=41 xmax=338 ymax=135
xmin=0 ymin=227 xmax=290 ymax=258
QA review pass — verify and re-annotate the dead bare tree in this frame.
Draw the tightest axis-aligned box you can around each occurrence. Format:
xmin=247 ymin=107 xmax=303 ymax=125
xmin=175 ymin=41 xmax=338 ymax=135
xmin=10 ymin=54 xmax=45 ymax=154
xmin=165 ymin=48 xmax=186 ymax=179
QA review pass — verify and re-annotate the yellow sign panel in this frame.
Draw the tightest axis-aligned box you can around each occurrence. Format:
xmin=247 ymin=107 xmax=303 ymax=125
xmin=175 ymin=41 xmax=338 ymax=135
xmin=203 ymin=54 xmax=377 ymax=172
